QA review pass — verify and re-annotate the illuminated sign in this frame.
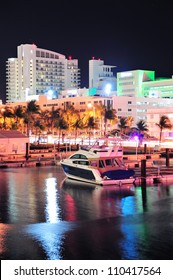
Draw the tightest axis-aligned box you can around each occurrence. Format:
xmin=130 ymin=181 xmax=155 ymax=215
xmin=120 ymin=72 xmax=132 ymax=78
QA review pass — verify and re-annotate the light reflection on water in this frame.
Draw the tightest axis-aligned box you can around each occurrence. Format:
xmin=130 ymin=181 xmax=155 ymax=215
xmin=45 ymin=177 xmax=59 ymax=223
xmin=0 ymin=165 xmax=173 ymax=259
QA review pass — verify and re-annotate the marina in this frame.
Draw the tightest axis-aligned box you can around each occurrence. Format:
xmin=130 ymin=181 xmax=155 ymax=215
xmin=1 ymin=165 xmax=173 ymax=260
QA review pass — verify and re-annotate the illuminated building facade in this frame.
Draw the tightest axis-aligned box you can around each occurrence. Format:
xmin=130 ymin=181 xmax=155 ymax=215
xmin=89 ymin=58 xmax=117 ymax=95
xmin=112 ymin=95 xmax=173 ymax=126
xmin=117 ymin=70 xmax=155 ymax=97
xmin=59 ymin=88 xmax=97 ymax=98
xmin=147 ymin=108 xmax=173 ymax=140
xmin=142 ymin=77 xmax=173 ymax=98
xmin=3 ymin=94 xmax=113 ymax=114
xmin=6 ymin=44 xmax=80 ymax=103
xmin=4 ymin=45 xmax=173 ymax=139
xmin=1 ymin=94 xmax=113 ymax=136
xmin=115 ymin=70 xmax=173 ymax=128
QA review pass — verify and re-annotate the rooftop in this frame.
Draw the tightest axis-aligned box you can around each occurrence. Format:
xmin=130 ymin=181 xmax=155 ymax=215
xmin=0 ymin=131 xmax=28 ymax=139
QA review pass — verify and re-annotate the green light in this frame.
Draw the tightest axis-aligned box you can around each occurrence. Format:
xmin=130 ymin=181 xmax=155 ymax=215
xmin=88 ymin=87 xmax=97 ymax=96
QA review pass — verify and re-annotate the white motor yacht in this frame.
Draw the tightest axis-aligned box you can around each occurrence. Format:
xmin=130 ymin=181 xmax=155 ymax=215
xmin=60 ymin=144 xmax=135 ymax=186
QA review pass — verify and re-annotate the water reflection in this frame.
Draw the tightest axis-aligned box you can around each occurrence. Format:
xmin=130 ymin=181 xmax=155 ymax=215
xmin=0 ymin=166 xmax=173 ymax=259
xmin=24 ymin=222 xmax=76 ymax=260
xmin=0 ymin=224 xmax=10 ymax=255
xmin=0 ymin=167 xmax=65 ymax=224
xmin=45 ymin=177 xmax=59 ymax=223
xmin=61 ymin=178 xmax=136 ymax=220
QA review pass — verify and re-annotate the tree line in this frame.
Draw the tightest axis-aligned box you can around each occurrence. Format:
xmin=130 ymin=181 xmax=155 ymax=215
xmin=0 ymin=100 xmax=172 ymax=143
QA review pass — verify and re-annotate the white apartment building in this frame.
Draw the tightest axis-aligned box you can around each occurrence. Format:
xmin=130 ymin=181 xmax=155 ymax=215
xmin=58 ymin=59 xmax=117 ymax=99
xmin=117 ymin=69 xmax=155 ymax=97
xmin=89 ymin=59 xmax=117 ymax=95
xmin=142 ymin=76 xmax=173 ymax=98
xmin=6 ymin=44 xmax=80 ymax=103
xmin=112 ymin=95 xmax=173 ymax=126
xmin=147 ymin=108 xmax=173 ymax=140
xmin=37 ymin=94 xmax=113 ymax=112
xmin=115 ymin=70 xmax=173 ymax=125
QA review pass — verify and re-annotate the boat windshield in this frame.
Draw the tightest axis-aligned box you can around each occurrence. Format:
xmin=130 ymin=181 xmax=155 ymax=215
xmin=105 ymin=159 xmax=114 ymax=166
xmin=70 ymin=154 xmax=87 ymax=159
xmin=99 ymin=160 xmax=105 ymax=168
xmin=90 ymin=160 xmax=98 ymax=167
xmin=72 ymin=160 xmax=89 ymax=165
xmin=99 ymin=158 xmax=123 ymax=168
xmin=105 ymin=159 xmax=120 ymax=167
xmin=114 ymin=158 xmax=124 ymax=167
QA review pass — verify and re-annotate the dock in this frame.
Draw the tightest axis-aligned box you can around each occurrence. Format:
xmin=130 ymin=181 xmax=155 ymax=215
xmin=1 ymin=150 xmax=173 ymax=184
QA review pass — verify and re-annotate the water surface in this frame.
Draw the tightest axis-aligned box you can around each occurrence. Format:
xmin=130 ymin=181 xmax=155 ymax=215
xmin=0 ymin=166 xmax=173 ymax=260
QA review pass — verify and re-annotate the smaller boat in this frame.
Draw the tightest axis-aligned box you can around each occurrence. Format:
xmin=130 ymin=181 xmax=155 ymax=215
xmin=60 ymin=144 xmax=135 ymax=186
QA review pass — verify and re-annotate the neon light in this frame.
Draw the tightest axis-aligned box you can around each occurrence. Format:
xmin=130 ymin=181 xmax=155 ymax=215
xmin=121 ymin=72 xmax=132 ymax=78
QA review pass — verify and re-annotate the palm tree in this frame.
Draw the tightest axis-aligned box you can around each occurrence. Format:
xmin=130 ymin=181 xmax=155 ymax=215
xmin=99 ymin=104 xmax=117 ymax=136
xmin=1 ymin=106 xmax=14 ymax=129
xmin=13 ymin=105 xmax=25 ymax=130
xmin=104 ymin=108 xmax=117 ymax=136
xmin=63 ymin=104 xmax=79 ymax=135
xmin=87 ymin=116 xmax=95 ymax=144
xmin=55 ymin=117 xmax=68 ymax=142
xmin=72 ymin=118 xmax=84 ymax=143
xmin=136 ymin=120 xmax=148 ymax=133
xmin=24 ymin=100 xmax=40 ymax=136
xmin=47 ymin=106 xmax=61 ymax=134
xmin=33 ymin=119 xmax=46 ymax=142
xmin=117 ymin=117 xmax=129 ymax=136
xmin=155 ymin=115 xmax=172 ymax=143
xmin=39 ymin=109 xmax=51 ymax=133
xmin=136 ymin=120 xmax=149 ymax=145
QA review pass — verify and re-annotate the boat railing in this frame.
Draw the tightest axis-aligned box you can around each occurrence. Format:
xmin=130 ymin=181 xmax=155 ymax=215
xmin=80 ymin=137 xmax=123 ymax=149
xmin=80 ymin=146 xmax=93 ymax=151
xmin=80 ymin=139 xmax=101 ymax=151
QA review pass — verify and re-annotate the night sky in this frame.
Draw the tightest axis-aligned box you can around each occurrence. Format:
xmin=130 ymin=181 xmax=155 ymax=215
xmin=0 ymin=0 xmax=173 ymax=103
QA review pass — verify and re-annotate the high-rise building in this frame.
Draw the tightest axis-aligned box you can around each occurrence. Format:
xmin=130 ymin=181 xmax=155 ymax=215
xmin=89 ymin=58 xmax=117 ymax=95
xmin=6 ymin=44 xmax=80 ymax=103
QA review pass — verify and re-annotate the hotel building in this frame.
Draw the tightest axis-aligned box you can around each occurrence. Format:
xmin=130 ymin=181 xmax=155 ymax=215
xmin=89 ymin=58 xmax=117 ymax=95
xmin=6 ymin=44 xmax=80 ymax=103
xmin=4 ymin=44 xmax=173 ymax=140
xmin=115 ymin=70 xmax=173 ymax=127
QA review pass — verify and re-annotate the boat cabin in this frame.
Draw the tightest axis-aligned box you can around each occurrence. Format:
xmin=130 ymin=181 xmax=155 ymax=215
xmin=69 ymin=152 xmax=125 ymax=171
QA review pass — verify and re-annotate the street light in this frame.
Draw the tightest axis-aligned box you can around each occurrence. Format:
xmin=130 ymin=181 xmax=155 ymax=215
xmin=104 ymin=83 xmax=112 ymax=95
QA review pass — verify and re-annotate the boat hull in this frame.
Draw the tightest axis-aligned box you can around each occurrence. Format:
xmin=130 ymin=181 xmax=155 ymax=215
xmin=61 ymin=162 xmax=135 ymax=186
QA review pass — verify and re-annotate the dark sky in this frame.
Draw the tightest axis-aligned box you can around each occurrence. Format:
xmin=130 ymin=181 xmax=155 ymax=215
xmin=0 ymin=0 xmax=173 ymax=103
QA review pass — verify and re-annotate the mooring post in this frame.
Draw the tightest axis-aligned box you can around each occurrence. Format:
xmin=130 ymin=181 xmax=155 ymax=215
xmin=166 ymin=148 xmax=170 ymax=167
xmin=144 ymin=144 xmax=147 ymax=154
xmin=141 ymin=179 xmax=147 ymax=210
xmin=141 ymin=159 xmax=147 ymax=210
xmin=25 ymin=142 xmax=29 ymax=161
xmin=141 ymin=159 xmax=146 ymax=181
